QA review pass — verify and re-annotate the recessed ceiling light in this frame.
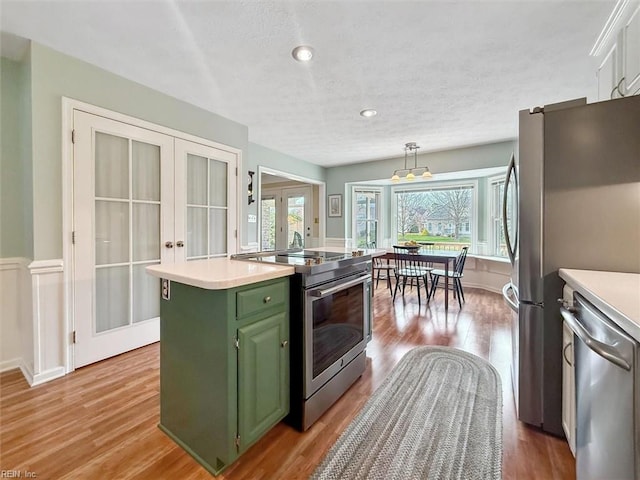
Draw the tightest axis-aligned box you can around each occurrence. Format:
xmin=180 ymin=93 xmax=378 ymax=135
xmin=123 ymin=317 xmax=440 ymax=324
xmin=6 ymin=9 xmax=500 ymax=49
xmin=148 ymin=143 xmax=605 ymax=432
xmin=292 ymin=45 xmax=314 ymax=62
xmin=360 ymin=109 xmax=377 ymax=118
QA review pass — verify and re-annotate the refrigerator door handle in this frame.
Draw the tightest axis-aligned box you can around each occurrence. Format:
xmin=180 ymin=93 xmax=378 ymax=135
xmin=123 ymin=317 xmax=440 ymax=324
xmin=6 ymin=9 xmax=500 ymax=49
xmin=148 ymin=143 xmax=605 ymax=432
xmin=502 ymin=282 xmax=518 ymax=312
xmin=502 ymin=152 xmax=518 ymax=266
xmin=560 ymin=306 xmax=631 ymax=371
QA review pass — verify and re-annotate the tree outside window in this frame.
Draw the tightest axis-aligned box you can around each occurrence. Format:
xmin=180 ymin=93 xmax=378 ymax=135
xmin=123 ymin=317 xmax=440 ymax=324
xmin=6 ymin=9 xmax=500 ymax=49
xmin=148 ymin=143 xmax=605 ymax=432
xmin=395 ymin=186 xmax=473 ymax=248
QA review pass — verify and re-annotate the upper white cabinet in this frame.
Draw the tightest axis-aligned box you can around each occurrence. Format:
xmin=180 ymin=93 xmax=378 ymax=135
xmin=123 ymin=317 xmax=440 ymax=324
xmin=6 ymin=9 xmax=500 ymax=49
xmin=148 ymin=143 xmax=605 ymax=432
xmin=593 ymin=1 xmax=640 ymax=100
xmin=624 ymin=5 xmax=640 ymax=95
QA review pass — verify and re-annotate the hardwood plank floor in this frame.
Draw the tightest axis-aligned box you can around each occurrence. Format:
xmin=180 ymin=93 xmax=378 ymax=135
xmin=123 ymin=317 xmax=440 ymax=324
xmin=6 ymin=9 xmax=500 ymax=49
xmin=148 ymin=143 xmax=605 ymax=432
xmin=0 ymin=284 xmax=575 ymax=479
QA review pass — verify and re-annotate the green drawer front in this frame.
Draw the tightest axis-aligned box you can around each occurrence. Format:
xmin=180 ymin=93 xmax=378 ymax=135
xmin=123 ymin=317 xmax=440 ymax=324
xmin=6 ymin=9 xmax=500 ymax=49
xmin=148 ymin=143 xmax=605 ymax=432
xmin=237 ymin=282 xmax=285 ymax=318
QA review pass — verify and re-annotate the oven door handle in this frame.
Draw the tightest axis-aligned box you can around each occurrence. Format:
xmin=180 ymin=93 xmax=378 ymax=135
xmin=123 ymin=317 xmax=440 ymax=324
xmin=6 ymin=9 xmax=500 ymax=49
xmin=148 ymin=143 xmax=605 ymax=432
xmin=309 ymin=274 xmax=371 ymax=298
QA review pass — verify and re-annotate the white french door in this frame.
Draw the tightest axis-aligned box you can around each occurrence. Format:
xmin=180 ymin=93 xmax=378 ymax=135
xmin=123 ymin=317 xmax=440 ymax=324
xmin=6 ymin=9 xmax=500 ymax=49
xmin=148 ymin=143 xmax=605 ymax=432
xmin=72 ymin=111 xmax=239 ymax=368
xmin=73 ymin=111 xmax=174 ymax=367
xmin=174 ymin=139 xmax=237 ymax=261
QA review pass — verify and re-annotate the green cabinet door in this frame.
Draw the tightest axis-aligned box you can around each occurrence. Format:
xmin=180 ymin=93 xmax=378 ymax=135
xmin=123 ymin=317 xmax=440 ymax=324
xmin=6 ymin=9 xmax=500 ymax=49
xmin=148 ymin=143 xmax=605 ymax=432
xmin=237 ymin=311 xmax=289 ymax=451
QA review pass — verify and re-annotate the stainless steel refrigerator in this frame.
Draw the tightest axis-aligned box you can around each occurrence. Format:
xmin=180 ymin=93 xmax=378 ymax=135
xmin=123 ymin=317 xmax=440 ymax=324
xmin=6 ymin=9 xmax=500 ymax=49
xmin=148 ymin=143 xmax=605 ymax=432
xmin=501 ymin=95 xmax=640 ymax=436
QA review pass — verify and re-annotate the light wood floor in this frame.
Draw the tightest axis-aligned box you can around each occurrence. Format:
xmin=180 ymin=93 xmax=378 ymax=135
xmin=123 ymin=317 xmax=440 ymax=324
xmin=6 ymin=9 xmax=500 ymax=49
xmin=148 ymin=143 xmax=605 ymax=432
xmin=0 ymin=284 xmax=575 ymax=479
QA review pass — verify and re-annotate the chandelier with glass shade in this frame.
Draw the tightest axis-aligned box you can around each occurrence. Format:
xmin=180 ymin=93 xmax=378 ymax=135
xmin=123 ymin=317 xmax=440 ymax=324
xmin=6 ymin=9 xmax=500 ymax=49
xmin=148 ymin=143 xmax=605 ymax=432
xmin=391 ymin=142 xmax=432 ymax=183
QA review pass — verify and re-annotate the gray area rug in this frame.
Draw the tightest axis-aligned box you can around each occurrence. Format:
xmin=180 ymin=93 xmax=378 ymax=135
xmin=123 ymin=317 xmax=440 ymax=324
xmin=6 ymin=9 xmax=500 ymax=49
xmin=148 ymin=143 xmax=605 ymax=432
xmin=311 ymin=346 xmax=502 ymax=480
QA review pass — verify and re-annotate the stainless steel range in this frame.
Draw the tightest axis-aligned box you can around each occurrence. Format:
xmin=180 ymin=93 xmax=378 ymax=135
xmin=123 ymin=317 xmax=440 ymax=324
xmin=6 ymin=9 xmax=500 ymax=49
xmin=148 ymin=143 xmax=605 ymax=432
xmin=232 ymin=249 xmax=372 ymax=430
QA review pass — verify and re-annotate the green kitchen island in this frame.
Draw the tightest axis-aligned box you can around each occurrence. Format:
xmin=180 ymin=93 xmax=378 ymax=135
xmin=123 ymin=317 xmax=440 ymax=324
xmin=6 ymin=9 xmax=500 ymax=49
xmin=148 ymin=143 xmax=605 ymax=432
xmin=146 ymin=259 xmax=295 ymax=476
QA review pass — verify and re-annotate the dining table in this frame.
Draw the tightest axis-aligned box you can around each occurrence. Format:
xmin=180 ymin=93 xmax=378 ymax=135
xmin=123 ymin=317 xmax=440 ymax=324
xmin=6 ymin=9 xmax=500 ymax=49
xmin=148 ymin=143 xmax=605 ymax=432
xmin=380 ymin=246 xmax=460 ymax=310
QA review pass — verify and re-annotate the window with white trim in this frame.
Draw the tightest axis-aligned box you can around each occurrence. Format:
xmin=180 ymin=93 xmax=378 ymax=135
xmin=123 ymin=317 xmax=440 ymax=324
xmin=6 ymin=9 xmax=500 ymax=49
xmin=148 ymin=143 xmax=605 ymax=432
xmin=392 ymin=182 xmax=476 ymax=251
xmin=352 ymin=187 xmax=382 ymax=248
xmin=489 ymin=175 xmax=508 ymax=257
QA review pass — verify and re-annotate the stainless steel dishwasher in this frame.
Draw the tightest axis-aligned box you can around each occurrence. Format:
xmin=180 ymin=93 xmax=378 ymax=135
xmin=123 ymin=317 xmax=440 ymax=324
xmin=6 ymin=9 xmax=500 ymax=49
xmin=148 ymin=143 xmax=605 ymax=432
xmin=561 ymin=293 xmax=639 ymax=480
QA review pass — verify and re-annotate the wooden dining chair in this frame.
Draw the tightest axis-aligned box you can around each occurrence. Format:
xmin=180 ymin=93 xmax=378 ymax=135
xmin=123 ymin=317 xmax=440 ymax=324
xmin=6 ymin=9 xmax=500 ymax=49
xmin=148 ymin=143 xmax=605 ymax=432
xmin=392 ymin=245 xmax=432 ymax=306
xmin=372 ymin=256 xmax=395 ymax=295
xmin=429 ymin=246 xmax=469 ymax=308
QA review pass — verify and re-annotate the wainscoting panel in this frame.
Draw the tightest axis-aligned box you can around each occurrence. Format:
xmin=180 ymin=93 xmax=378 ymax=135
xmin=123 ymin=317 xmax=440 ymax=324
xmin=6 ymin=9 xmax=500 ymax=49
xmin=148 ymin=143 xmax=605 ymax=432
xmin=28 ymin=259 xmax=66 ymax=386
xmin=462 ymin=257 xmax=511 ymax=294
xmin=240 ymin=242 xmax=260 ymax=253
xmin=0 ymin=258 xmax=30 ymax=372
xmin=325 ymin=238 xmax=347 ymax=248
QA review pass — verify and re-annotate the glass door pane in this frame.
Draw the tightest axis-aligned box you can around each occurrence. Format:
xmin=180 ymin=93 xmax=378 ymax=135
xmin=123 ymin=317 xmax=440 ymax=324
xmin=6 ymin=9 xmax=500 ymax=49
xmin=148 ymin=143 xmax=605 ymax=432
xmin=287 ymin=195 xmax=305 ymax=248
xmin=96 ymin=266 xmax=130 ymax=333
xmin=185 ymin=153 xmax=229 ymax=259
xmin=92 ymin=134 xmax=163 ymax=334
xmin=261 ymin=197 xmax=276 ymax=251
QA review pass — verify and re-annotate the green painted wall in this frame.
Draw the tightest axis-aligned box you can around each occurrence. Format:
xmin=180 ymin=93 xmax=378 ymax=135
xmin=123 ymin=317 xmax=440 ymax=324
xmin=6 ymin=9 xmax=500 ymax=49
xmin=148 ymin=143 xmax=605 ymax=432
xmin=248 ymin=142 xmax=326 ymax=244
xmin=248 ymin=142 xmax=325 ymax=182
xmin=1 ymin=56 xmax=33 ymax=259
xmin=28 ymin=42 xmax=249 ymax=259
xmin=326 ymin=141 xmax=516 ymax=238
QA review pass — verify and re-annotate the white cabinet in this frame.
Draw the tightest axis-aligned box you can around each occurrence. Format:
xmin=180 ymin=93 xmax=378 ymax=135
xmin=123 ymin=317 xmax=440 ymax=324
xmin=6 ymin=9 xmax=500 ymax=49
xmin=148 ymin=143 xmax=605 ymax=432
xmin=593 ymin=2 xmax=640 ymax=100
xmin=596 ymin=44 xmax=619 ymax=101
xmin=562 ymin=318 xmax=576 ymax=457
xmin=623 ymin=5 xmax=640 ymax=96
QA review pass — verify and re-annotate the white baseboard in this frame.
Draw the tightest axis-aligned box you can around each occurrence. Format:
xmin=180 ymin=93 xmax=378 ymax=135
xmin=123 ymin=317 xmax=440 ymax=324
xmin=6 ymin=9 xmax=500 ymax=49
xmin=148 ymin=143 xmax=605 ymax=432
xmin=461 ymin=282 xmax=503 ymax=295
xmin=15 ymin=360 xmax=65 ymax=386
xmin=19 ymin=360 xmax=34 ymax=385
xmin=30 ymin=366 xmax=66 ymax=386
xmin=0 ymin=357 xmax=22 ymax=373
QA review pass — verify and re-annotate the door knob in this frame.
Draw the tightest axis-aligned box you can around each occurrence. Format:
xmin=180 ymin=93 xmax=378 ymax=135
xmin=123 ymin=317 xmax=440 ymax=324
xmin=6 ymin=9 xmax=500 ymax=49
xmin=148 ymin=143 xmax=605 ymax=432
xmin=176 ymin=241 xmax=184 ymax=247
xmin=165 ymin=241 xmax=174 ymax=248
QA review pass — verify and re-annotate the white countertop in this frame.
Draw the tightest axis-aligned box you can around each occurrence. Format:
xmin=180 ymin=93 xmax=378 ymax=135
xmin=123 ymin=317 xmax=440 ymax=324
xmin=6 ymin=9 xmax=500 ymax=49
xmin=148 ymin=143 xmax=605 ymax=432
xmin=146 ymin=258 xmax=294 ymax=290
xmin=559 ymin=269 xmax=640 ymax=342
xmin=146 ymin=248 xmax=386 ymax=290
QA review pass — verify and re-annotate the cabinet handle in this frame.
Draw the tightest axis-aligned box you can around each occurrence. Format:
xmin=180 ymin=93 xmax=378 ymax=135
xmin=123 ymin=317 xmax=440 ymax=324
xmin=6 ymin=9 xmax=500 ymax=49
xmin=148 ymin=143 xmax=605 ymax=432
xmin=563 ymin=342 xmax=572 ymax=367
xmin=281 ymin=340 xmax=288 ymax=348
xmin=176 ymin=241 xmax=184 ymax=248
xmin=263 ymin=296 xmax=271 ymax=304
xmin=165 ymin=241 xmax=174 ymax=248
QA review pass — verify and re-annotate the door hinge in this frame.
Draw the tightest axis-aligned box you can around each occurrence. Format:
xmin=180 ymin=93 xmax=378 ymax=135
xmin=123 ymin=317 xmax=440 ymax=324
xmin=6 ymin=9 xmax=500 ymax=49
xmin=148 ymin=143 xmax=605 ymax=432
xmin=235 ymin=167 xmax=238 ymax=176
xmin=234 ymin=336 xmax=239 ymax=349
xmin=71 ymin=129 xmax=76 ymax=144
xmin=72 ymin=331 xmax=77 ymax=344
xmin=234 ymin=229 xmax=238 ymax=239
xmin=72 ymin=231 xmax=76 ymax=244
xmin=234 ymin=433 xmax=240 ymax=450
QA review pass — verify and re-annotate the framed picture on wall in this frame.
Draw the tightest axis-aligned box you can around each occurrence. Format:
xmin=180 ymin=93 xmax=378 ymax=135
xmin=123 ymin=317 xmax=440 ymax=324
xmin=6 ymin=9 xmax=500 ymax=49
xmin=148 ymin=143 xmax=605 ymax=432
xmin=328 ymin=194 xmax=342 ymax=217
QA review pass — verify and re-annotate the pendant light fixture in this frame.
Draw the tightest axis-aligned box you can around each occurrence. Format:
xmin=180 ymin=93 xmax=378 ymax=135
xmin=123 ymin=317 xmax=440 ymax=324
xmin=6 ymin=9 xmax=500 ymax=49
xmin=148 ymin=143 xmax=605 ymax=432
xmin=391 ymin=142 xmax=433 ymax=183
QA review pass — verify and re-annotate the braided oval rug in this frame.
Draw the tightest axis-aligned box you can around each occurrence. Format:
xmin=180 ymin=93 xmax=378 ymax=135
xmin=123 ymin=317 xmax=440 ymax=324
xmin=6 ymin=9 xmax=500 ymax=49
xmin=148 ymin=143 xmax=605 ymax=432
xmin=311 ymin=346 xmax=502 ymax=480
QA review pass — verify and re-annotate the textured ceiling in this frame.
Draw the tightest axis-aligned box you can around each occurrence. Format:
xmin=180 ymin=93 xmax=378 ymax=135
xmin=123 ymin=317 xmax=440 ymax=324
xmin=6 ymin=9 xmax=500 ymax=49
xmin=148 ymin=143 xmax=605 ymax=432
xmin=0 ymin=0 xmax=615 ymax=167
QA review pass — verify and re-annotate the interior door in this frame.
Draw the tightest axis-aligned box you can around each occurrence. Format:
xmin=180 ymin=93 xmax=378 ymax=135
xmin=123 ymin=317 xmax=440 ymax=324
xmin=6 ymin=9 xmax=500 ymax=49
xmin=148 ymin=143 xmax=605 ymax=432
xmin=174 ymin=139 xmax=238 ymax=261
xmin=283 ymin=187 xmax=311 ymax=249
xmin=262 ymin=186 xmax=312 ymax=250
xmin=73 ymin=111 xmax=174 ymax=367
